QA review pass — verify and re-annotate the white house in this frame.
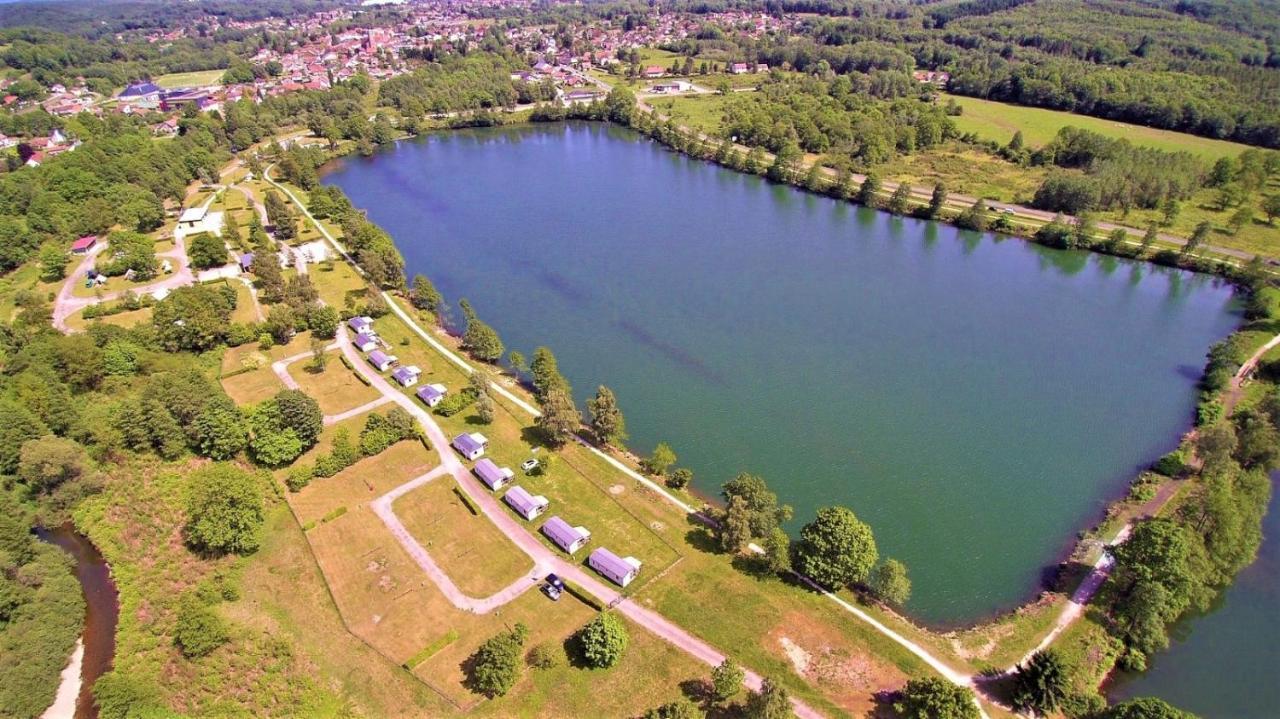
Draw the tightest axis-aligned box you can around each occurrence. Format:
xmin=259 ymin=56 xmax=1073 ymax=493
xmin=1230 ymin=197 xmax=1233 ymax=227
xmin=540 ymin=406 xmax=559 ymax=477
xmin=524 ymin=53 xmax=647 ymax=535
xmin=502 ymin=485 xmax=549 ymax=521
xmin=353 ymin=333 xmax=378 ymax=352
xmin=451 ymin=432 xmax=488 ymax=461
xmin=473 ymin=458 xmax=514 ymax=491
xmin=541 ymin=516 xmax=591 ymax=554
xmin=367 ymin=349 xmax=396 ymax=372
xmin=390 ymin=365 xmax=421 ymax=387
xmin=416 ymin=383 xmax=446 ymax=407
xmin=588 ymin=547 xmax=642 ymax=587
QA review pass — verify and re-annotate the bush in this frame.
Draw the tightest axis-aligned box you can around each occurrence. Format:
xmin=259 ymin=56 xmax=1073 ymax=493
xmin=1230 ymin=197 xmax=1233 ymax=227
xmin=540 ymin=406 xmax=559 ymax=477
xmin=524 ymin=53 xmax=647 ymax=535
xmin=526 ymin=642 xmax=560 ymax=670
xmin=577 ymin=612 xmax=628 ymax=669
xmin=1152 ymin=448 xmax=1187 ymax=477
xmin=285 ymin=465 xmax=312 ymax=492
xmin=174 ymin=598 xmax=230 ymax=658
xmin=433 ymin=389 xmax=476 ymax=417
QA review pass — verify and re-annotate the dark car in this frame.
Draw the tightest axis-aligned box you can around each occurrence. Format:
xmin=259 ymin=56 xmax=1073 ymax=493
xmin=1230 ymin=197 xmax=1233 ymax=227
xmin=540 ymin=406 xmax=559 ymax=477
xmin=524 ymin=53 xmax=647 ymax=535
xmin=542 ymin=573 xmax=564 ymax=601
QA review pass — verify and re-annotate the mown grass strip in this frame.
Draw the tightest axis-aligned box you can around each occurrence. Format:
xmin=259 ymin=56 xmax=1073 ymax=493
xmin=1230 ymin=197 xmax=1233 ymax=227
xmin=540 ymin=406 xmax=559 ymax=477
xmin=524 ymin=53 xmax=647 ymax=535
xmin=403 ymin=630 xmax=460 ymax=669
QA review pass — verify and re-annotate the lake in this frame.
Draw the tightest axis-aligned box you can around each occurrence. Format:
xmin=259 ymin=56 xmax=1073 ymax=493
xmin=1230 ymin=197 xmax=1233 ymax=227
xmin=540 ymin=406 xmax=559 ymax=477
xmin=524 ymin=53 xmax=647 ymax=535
xmin=322 ymin=122 xmax=1241 ymax=626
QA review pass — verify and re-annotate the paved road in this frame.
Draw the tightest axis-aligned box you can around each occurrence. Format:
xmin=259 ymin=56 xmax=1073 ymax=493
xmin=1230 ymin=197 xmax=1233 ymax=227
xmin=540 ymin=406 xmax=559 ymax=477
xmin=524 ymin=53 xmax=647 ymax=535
xmin=578 ymin=71 xmax=1256 ymax=265
xmin=52 ymin=229 xmax=196 ymax=333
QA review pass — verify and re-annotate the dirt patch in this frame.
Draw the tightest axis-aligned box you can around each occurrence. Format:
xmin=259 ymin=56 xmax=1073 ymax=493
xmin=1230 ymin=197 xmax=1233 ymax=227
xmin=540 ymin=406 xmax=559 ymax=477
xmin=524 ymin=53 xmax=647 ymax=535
xmin=767 ymin=612 xmax=906 ymax=713
xmin=609 ymin=484 xmax=625 ymax=495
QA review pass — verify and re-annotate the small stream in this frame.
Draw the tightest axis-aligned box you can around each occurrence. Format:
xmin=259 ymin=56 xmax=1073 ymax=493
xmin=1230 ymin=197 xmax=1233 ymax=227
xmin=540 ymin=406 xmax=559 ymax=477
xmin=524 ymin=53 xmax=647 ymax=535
xmin=36 ymin=524 xmax=118 ymax=719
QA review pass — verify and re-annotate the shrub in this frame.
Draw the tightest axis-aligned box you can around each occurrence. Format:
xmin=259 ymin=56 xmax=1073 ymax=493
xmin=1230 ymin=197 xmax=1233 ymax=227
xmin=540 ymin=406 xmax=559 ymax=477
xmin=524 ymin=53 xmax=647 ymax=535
xmin=285 ymin=465 xmax=312 ymax=492
xmin=174 ymin=598 xmax=230 ymax=658
xmin=526 ymin=642 xmax=560 ymax=670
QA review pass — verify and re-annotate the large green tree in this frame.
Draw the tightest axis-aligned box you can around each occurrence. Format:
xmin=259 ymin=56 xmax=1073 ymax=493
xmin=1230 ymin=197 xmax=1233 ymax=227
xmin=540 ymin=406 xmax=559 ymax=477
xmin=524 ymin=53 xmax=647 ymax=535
xmin=893 ymin=677 xmax=979 ymax=719
xmin=793 ymin=506 xmax=878 ymax=588
xmin=587 ymin=385 xmax=627 ymax=446
xmin=578 ymin=612 xmax=628 ymax=669
xmin=185 ymin=463 xmax=264 ymax=555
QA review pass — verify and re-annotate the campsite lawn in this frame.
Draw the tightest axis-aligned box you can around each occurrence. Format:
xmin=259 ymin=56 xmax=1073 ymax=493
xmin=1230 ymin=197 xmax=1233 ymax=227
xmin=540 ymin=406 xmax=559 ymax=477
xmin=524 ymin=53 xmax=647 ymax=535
xmin=287 ymin=349 xmax=383 ymax=415
xmin=647 ymin=93 xmax=733 ymax=135
xmin=945 ymin=93 xmax=1254 ymax=161
xmin=230 ymin=507 xmax=454 ymax=718
xmin=394 ymin=475 xmax=536 ymax=598
xmin=290 ymin=432 xmax=435 ymax=528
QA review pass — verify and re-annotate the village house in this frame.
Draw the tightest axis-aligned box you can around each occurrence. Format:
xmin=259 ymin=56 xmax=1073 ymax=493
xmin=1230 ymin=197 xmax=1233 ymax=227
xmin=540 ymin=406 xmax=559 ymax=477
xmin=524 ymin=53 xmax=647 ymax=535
xmin=353 ymin=332 xmax=379 ymax=353
xmin=238 ymin=253 xmax=254 ymax=272
xmin=451 ymin=432 xmax=488 ymax=461
xmin=70 ymin=235 xmax=98 ymax=255
xmin=502 ymin=485 xmax=549 ymax=521
xmin=473 ymin=457 xmax=514 ymax=491
xmin=367 ymin=349 xmax=396 ymax=372
xmin=415 ymin=383 xmax=447 ymax=407
xmin=588 ymin=547 xmax=642 ymax=587
xmin=730 ymin=62 xmax=750 ymax=74
xmin=642 ymin=65 xmax=665 ymax=78
xmin=390 ymin=365 xmax=421 ymax=387
xmin=541 ymin=516 xmax=591 ymax=555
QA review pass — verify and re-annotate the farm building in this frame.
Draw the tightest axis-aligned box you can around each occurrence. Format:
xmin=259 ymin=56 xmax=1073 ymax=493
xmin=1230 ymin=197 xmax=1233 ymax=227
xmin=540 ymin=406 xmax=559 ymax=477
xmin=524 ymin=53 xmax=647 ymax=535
xmin=503 ymin=485 xmax=549 ymax=521
xmin=473 ymin=458 xmax=514 ymax=491
xmin=541 ymin=516 xmax=591 ymax=555
xmin=70 ymin=235 xmax=98 ymax=254
xmin=451 ymin=432 xmax=488 ymax=461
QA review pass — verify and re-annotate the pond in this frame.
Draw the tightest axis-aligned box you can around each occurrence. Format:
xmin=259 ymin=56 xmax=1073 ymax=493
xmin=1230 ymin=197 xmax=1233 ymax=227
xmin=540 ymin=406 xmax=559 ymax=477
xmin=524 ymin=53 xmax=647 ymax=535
xmin=322 ymin=122 xmax=1241 ymax=627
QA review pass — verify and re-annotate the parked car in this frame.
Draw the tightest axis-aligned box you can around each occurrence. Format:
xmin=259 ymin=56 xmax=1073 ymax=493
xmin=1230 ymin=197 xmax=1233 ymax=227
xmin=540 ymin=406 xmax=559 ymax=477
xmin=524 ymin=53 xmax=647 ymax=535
xmin=542 ymin=573 xmax=564 ymax=601
xmin=521 ymin=458 xmax=539 ymax=473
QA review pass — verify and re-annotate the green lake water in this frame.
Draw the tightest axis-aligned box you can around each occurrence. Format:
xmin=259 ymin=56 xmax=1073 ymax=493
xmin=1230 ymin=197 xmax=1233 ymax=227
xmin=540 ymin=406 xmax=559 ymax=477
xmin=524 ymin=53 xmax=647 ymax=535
xmin=1105 ymin=475 xmax=1279 ymax=718
xmin=322 ymin=122 xmax=1241 ymax=627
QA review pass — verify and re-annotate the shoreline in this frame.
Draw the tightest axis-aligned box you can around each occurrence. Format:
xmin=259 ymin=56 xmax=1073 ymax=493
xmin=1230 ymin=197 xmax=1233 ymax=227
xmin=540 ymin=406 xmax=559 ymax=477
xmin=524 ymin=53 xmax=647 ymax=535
xmin=320 ymin=119 xmax=1232 ymax=629
xmin=307 ymin=119 xmax=1264 ymax=689
xmin=41 ymin=638 xmax=84 ymax=719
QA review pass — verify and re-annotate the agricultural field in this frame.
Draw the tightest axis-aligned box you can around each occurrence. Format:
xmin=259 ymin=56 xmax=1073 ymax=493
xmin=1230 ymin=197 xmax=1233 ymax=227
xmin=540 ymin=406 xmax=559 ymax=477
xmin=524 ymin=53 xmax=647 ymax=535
xmin=945 ymin=93 xmax=1254 ymax=162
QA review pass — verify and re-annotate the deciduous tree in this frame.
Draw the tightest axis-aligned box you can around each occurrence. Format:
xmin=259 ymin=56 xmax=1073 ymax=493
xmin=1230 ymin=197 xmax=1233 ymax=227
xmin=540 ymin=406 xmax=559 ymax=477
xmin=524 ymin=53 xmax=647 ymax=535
xmin=793 ymin=506 xmax=878 ymax=587
xmin=185 ymin=463 xmax=264 ymax=555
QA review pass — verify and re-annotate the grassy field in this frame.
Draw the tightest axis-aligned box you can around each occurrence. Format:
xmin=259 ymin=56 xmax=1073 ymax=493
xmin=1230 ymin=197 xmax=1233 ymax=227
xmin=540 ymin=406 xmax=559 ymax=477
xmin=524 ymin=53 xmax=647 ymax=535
xmin=646 ymin=93 xmax=734 ymax=135
xmin=394 ymin=475 xmax=536 ymax=597
xmin=154 ymin=69 xmax=226 ymax=89
xmin=946 ymin=93 xmax=1254 ymax=161
xmin=286 ymin=349 xmax=383 ymax=415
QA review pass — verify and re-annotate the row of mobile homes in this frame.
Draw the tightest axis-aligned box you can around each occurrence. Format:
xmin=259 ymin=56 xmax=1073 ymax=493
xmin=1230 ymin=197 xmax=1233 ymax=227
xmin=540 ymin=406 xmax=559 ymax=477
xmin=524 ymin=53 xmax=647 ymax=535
xmin=503 ymin=485 xmax=549 ymax=521
xmin=473 ymin=457 xmax=514 ymax=491
xmin=452 ymin=432 xmax=487 ymax=461
xmin=588 ymin=547 xmax=642 ymax=588
xmin=541 ymin=516 xmax=591 ymax=555
xmin=416 ymin=383 xmax=447 ymax=407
